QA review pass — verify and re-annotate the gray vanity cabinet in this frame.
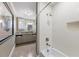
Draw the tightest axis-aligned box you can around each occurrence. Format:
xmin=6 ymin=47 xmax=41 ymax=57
xmin=16 ymin=33 xmax=36 ymax=44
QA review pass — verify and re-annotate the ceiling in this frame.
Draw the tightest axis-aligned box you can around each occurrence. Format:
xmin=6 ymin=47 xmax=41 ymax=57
xmin=12 ymin=2 xmax=36 ymax=19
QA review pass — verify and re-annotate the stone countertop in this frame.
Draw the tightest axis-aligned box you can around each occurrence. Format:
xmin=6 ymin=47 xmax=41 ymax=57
xmin=16 ymin=32 xmax=36 ymax=35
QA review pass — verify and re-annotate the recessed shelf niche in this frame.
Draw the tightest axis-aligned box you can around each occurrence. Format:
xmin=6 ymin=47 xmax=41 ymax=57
xmin=67 ymin=21 xmax=79 ymax=31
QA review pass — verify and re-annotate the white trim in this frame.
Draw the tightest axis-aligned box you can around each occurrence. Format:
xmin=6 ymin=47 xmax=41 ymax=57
xmin=9 ymin=45 xmax=15 ymax=57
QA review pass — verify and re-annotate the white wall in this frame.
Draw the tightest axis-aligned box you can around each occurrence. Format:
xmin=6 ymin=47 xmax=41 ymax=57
xmin=37 ymin=2 xmax=53 ymax=53
xmin=52 ymin=2 xmax=79 ymax=57
xmin=12 ymin=2 xmax=36 ymax=20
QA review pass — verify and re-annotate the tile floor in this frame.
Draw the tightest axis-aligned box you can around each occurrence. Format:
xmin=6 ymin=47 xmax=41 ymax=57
xmin=12 ymin=42 xmax=36 ymax=57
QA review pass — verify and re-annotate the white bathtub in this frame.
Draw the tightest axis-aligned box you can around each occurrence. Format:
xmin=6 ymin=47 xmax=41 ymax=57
xmin=39 ymin=47 xmax=68 ymax=57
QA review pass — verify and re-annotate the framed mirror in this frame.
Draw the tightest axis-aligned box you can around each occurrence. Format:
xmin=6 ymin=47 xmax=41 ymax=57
xmin=0 ymin=2 xmax=14 ymax=42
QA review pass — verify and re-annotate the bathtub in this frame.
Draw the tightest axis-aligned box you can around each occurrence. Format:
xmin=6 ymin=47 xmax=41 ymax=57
xmin=39 ymin=47 xmax=68 ymax=57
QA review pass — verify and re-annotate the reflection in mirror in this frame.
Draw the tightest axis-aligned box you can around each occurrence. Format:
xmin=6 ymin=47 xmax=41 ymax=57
xmin=17 ymin=17 xmax=36 ymax=34
xmin=0 ymin=2 xmax=13 ymax=41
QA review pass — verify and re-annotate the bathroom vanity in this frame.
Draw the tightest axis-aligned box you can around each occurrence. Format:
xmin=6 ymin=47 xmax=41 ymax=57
xmin=15 ymin=32 xmax=36 ymax=44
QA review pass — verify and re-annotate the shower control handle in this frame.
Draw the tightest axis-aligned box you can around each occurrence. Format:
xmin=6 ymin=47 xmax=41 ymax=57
xmin=46 ymin=43 xmax=51 ymax=47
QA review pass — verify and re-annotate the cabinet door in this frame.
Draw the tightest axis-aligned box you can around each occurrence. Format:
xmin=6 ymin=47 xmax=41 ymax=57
xmin=16 ymin=36 xmax=22 ymax=44
xmin=22 ymin=34 xmax=36 ymax=43
xmin=22 ymin=34 xmax=33 ymax=42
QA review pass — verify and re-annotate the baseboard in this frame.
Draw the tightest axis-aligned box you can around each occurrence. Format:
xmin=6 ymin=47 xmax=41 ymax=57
xmin=9 ymin=45 xmax=15 ymax=57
